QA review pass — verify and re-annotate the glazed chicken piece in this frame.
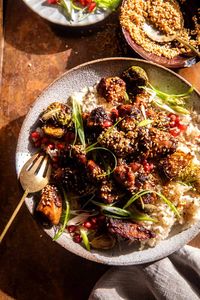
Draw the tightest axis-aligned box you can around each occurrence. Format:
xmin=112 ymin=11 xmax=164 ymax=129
xmin=87 ymin=160 xmax=106 ymax=181
xmin=159 ymin=150 xmax=193 ymax=180
xmin=108 ymin=218 xmax=155 ymax=241
xmin=36 ymin=185 xmax=62 ymax=225
xmin=98 ymin=179 xmax=120 ymax=204
xmin=139 ymin=127 xmax=178 ymax=158
xmin=98 ymin=128 xmax=137 ymax=158
xmin=86 ymin=107 xmax=113 ymax=129
xmin=114 ymin=163 xmax=136 ymax=193
xmin=97 ymin=76 xmax=126 ymax=103
xmin=71 ymin=145 xmax=87 ymax=165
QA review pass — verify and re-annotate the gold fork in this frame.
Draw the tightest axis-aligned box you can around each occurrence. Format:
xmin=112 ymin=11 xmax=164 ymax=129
xmin=0 ymin=152 xmax=51 ymax=242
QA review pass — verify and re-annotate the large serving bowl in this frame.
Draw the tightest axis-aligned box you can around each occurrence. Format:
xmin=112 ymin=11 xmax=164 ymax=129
xmin=16 ymin=58 xmax=200 ymax=265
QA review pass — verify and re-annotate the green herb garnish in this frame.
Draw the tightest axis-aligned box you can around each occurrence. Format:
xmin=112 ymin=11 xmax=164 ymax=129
xmin=137 ymin=119 xmax=153 ymax=127
xmin=53 ymin=190 xmax=70 ymax=241
xmin=80 ymin=228 xmax=91 ymax=251
xmin=71 ymin=96 xmax=86 ymax=147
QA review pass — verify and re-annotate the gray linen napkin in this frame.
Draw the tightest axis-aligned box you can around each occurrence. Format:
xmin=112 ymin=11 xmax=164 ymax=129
xmin=89 ymin=245 xmax=200 ymax=300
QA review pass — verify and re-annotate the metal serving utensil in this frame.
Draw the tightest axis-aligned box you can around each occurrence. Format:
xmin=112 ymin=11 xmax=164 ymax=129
xmin=143 ymin=22 xmax=200 ymax=58
xmin=0 ymin=152 xmax=51 ymax=243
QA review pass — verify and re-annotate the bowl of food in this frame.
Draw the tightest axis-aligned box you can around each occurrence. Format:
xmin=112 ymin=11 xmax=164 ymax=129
xmin=16 ymin=57 xmax=200 ymax=265
xmin=120 ymin=0 xmax=200 ymax=68
xmin=22 ymin=0 xmax=120 ymax=27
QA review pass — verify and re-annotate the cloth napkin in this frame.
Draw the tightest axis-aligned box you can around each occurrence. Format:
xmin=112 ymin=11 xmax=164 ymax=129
xmin=89 ymin=245 xmax=200 ymax=300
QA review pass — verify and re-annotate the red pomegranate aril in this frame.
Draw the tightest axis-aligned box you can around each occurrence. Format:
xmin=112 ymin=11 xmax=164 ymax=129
xmin=88 ymin=1 xmax=96 ymax=11
xmin=168 ymin=113 xmax=177 ymax=122
xmin=68 ymin=225 xmax=77 ymax=233
xmin=73 ymin=234 xmax=82 ymax=243
xmin=83 ymin=221 xmax=92 ymax=229
xmin=169 ymin=121 xmax=176 ymax=128
xmin=57 ymin=143 xmax=65 ymax=150
xmin=47 ymin=143 xmax=55 ymax=150
xmin=79 ymin=0 xmax=86 ymax=6
xmin=170 ymin=127 xmax=181 ymax=137
xmin=31 ymin=131 xmax=40 ymax=140
xmin=102 ymin=120 xmax=112 ymax=128
xmin=178 ymin=123 xmax=187 ymax=131
xmin=175 ymin=115 xmax=180 ymax=125
xmin=48 ymin=0 xmax=58 ymax=3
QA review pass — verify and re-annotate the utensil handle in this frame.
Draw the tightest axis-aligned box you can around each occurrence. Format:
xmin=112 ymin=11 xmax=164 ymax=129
xmin=176 ymin=37 xmax=200 ymax=58
xmin=0 ymin=188 xmax=29 ymax=243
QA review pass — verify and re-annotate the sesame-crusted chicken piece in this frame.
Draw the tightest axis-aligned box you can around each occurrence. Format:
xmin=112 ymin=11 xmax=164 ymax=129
xmin=146 ymin=110 xmax=170 ymax=131
xmin=97 ymin=77 xmax=126 ymax=103
xmin=114 ymin=164 xmax=136 ymax=193
xmin=36 ymin=185 xmax=62 ymax=225
xmin=98 ymin=179 xmax=121 ymax=204
xmin=71 ymin=145 xmax=87 ymax=165
xmin=87 ymin=160 xmax=106 ymax=182
xmin=86 ymin=107 xmax=113 ymax=129
xmin=98 ymin=128 xmax=137 ymax=158
xmin=159 ymin=150 xmax=193 ymax=180
xmin=108 ymin=218 xmax=155 ymax=241
xmin=139 ymin=127 xmax=178 ymax=158
xmin=55 ymin=167 xmax=92 ymax=196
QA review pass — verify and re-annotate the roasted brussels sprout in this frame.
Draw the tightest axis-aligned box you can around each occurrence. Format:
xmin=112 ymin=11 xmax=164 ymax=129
xmin=43 ymin=125 xmax=65 ymax=138
xmin=41 ymin=102 xmax=72 ymax=127
xmin=121 ymin=66 xmax=148 ymax=98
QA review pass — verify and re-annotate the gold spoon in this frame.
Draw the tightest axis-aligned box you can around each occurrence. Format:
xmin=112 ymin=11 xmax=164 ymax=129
xmin=0 ymin=152 xmax=51 ymax=243
xmin=143 ymin=22 xmax=200 ymax=58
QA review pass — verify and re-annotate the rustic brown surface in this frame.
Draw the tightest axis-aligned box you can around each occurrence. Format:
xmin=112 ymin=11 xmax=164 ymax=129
xmin=0 ymin=0 xmax=199 ymax=299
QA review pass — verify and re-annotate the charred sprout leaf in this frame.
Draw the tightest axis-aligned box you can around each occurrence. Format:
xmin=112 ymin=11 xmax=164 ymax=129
xmin=80 ymin=228 xmax=91 ymax=251
xmin=71 ymin=96 xmax=86 ymax=147
xmin=90 ymin=234 xmax=116 ymax=250
xmin=86 ymin=147 xmax=117 ymax=177
xmin=41 ymin=102 xmax=72 ymax=126
xmin=137 ymin=119 xmax=153 ymax=127
xmin=94 ymin=0 xmax=121 ymax=10
xmin=123 ymin=190 xmax=180 ymax=218
xmin=53 ymin=190 xmax=70 ymax=241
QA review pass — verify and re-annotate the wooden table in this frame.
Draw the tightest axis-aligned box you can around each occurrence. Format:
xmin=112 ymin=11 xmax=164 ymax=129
xmin=0 ymin=1 xmax=199 ymax=299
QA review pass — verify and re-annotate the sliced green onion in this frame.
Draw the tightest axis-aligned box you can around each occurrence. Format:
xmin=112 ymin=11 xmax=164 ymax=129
xmin=123 ymin=190 xmax=180 ymax=218
xmin=86 ymin=147 xmax=117 ymax=177
xmin=53 ymin=190 xmax=70 ymax=241
xmin=137 ymin=119 xmax=153 ymax=127
xmin=80 ymin=228 xmax=91 ymax=251
xmin=71 ymin=96 xmax=86 ymax=147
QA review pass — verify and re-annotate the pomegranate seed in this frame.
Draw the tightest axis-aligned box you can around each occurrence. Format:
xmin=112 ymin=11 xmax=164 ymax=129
xmin=178 ymin=123 xmax=187 ymax=131
xmin=79 ymin=0 xmax=86 ymax=6
xmin=48 ymin=0 xmax=58 ymax=4
xmin=102 ymin=120 xmax=112 ymax=128
xmin=175 ymin=115 xmax=180 ymax=125
xmin=57 ymin=143 xmax=65 ymax=150
xmin=85 ymin=0 xmax=92 ymax=4
xmin=169 ymin=121 xmax=176 ymax=128
xmin=83 ymin=221 xmax=92 ymax=229
xmin=170 ymin=127 xmax=181 ymax=137
xmin=168 ymin=113 xmax=177 ymax=122
xmin=47 ymin=143 xmax=55 ymax=150
xmin=73 ymin=234 xmax=82 ymax=243
xmin=68 ymin=225 xmax=76 ymax=233
xmin=87 ymin=1 xmax=96 ymax=12
xmin=31 ymin=131 xmax=40 ymax=140
xmin=143 ymin=162 xmax=154 ymax=173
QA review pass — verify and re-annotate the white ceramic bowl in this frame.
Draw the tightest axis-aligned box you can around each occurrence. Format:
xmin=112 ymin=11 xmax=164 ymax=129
xmin=16 ymin=58 xmax=200 ymax=265
xmin=22 ymin=0 xmax=112 ymax=27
